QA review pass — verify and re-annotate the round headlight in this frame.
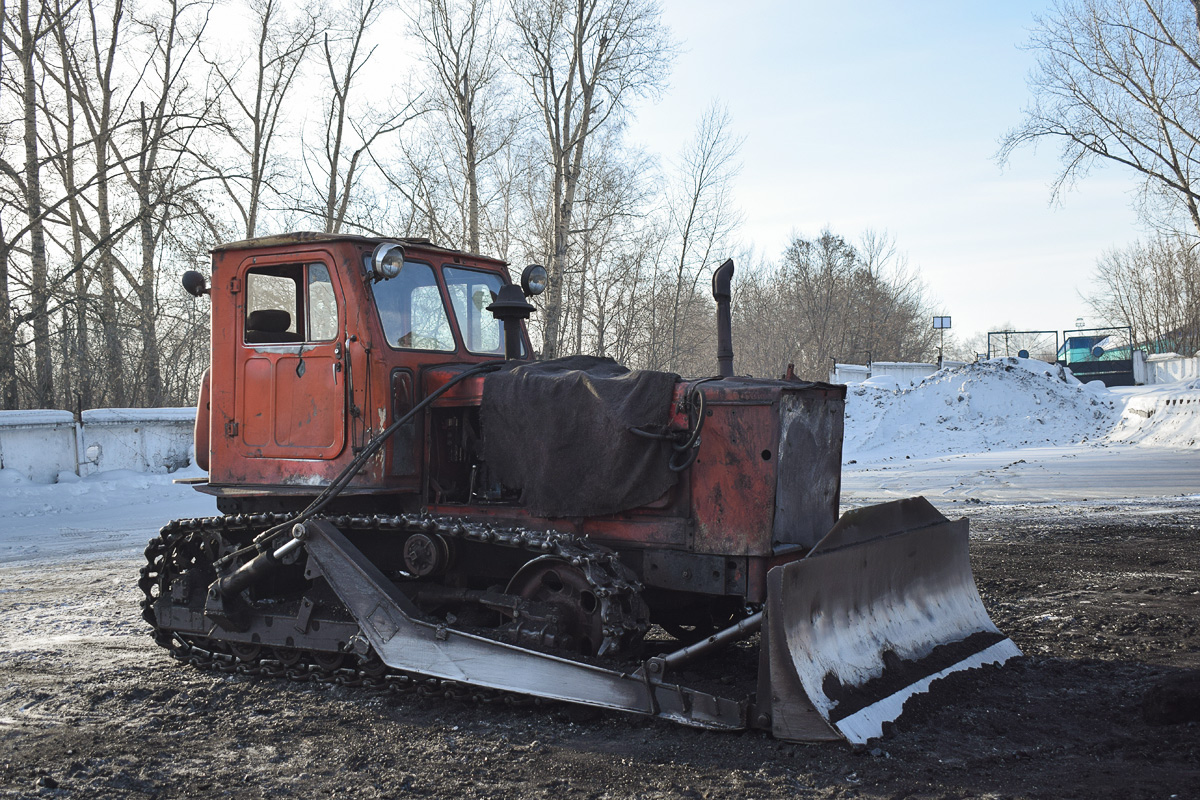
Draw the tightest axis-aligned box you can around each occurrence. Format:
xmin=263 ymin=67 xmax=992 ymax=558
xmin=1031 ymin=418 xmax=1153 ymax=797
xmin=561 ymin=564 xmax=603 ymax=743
xmin=371 ymin=243 xmax=405 ymax=280
xmin=521 ymin=264 xmax=548 ymax=296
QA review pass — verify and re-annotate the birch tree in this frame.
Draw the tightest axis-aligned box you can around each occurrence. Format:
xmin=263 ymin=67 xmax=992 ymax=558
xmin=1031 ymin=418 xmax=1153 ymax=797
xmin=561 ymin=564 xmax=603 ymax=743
xmin=1 ymin=0 xmax=59 ymax=405
xmin=1089 ymin=235 xmax=1200 ymax=354
xmin=660 ymin=102 xmax=741 ymax=372
xmin=201 ymin=0 xmax=317 ymax=238
xmin=406 ymin=0 xmax=513 ymax=253
xmin=508 ymin=0 xmax=670 ymax=359
xmin=301 ymin=0 xmax=421 ymax=234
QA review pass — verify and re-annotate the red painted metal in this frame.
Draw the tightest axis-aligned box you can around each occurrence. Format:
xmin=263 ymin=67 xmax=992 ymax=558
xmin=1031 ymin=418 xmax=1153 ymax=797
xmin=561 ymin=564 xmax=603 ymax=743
xmin=196 ymin=232 xmax=845 ymax=606
xmin=194 ymin=369 xmax=211 ymax=473
xmin=205 ymin=236 xmax=521 ymax=493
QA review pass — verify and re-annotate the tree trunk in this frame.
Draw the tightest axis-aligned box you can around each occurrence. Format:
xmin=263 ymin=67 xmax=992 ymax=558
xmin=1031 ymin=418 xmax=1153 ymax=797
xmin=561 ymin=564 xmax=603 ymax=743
xmin=59 ymin=43 xmax=93 ymax=409
xmin=0 ymin=241 xmax=17 ymax=409
xmin=18 ymin=0 xmax=53 ymax=406
xmin=138 ymin=203 xmax=163 ymax=405
xmin=464 ymin=103 xmax=479 ymax=253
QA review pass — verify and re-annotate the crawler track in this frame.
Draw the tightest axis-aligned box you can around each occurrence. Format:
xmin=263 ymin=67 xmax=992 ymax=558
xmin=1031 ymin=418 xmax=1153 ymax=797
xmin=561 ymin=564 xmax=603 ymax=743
xmin=138 ymin=512 xmax=650 ymax=700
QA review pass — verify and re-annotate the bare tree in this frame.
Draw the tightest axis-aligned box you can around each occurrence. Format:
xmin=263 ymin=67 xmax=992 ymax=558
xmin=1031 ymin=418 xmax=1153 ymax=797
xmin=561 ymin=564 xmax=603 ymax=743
xmin=111 ymin=0 xmax=213 ymax=404
xmin=660 ymin=102 xmax=741 ymax=372
xmin=1089 ymin=235 xmax=1200 ymax=353
xmin=1000 ymin=0 xmax=1200 ymax=237
xmin=733 ymin=231 xmax=936 ymax=380
xmin=508 ymin=0 xmax=671 ymax=359
xmin=406 ymin=0 xmax=513 ymax=253
xmin=45 ymin=0 xmax=130 ymax=406
xmin=300 ymin=0 xmax=420 ymax=234
xmin=0 ymin=0 xmax=27 ymax=409
xmin=557 ymin=130 xmax=654 ymax=357
xmin=1 ymin=0 xmax=61 ymax=405
xmin=201 ymin=0 xmax=317 ymax=238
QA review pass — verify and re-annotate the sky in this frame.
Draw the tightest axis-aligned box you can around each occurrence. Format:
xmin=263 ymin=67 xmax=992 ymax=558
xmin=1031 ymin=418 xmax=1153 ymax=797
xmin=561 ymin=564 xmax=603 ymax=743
xmin=624 ymin=0 xmax=1147 ymax=349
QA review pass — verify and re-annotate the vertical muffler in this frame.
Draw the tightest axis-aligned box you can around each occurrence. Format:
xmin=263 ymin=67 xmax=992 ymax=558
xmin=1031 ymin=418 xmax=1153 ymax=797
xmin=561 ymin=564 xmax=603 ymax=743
xmin=712 ymin=259 xmax=734 ymax=377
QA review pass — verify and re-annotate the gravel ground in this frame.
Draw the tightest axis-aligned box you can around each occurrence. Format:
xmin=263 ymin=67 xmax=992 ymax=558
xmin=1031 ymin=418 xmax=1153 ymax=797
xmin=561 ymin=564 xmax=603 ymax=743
xmin=1 ymin=501 xmax=1198 ymax=799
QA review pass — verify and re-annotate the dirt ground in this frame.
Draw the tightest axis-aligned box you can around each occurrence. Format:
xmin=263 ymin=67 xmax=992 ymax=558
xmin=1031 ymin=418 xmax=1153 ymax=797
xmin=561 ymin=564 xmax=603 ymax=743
xmin=1 ymin=501 xmax=1197 ymax=800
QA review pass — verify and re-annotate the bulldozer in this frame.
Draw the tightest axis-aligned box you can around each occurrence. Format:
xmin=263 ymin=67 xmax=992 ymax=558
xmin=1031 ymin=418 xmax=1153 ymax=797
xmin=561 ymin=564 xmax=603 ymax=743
xmin=141 ymin=231 xmax=1019 ymax=745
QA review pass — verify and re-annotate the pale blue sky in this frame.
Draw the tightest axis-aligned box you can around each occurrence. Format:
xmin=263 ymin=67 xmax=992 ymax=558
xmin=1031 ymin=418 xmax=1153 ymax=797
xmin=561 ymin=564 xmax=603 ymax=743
xmin=628 ymin=0 xmax=1145 ymax=347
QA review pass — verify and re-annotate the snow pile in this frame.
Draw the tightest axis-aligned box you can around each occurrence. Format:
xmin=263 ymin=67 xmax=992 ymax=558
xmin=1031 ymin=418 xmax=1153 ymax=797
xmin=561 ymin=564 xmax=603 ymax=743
xmin=844 ymin=358 xmax=1119 ymax=465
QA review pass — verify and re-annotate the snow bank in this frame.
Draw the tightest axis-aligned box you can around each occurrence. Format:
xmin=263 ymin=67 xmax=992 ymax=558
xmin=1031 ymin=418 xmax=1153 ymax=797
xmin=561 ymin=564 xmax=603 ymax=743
xmin=844 ymin=358 xmax=1120 ymax=465
xmin=1107 ymin=385 xmax=1200 ymax=447
xmin=0 ymin=469 xmax=217 ymax=563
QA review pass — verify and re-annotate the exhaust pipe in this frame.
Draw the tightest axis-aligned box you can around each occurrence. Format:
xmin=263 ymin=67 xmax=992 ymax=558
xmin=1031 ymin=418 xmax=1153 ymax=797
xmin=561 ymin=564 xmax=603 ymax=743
xmin=712 ymin=259 xmax=734 ymax=377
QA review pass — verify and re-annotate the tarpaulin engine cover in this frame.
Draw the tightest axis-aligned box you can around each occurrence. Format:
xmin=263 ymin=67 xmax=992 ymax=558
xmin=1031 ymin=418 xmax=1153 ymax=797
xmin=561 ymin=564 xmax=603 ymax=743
xmin=480 ymin=356 xmax=680 ymax=517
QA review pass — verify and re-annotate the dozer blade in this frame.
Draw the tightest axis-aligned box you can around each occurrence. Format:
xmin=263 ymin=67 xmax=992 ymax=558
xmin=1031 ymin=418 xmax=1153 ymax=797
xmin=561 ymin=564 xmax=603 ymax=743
xmin=763 ymin=497 xmax=1020 ymax=745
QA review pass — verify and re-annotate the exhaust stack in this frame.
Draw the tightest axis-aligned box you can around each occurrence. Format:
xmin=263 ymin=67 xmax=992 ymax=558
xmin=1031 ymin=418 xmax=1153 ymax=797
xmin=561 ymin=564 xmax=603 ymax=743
xmin=712 ymin=259 xmax=734 ymax=377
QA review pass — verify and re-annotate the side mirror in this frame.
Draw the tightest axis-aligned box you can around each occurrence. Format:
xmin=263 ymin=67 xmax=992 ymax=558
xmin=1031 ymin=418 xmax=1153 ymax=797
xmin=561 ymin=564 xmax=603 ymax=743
xmin=521 ymin=264 xmax=548 ymax=297
xmin=370 ymin=243 xmax=406 ymax=282
xmin=182 ymin=270 xmax=209 ymax=297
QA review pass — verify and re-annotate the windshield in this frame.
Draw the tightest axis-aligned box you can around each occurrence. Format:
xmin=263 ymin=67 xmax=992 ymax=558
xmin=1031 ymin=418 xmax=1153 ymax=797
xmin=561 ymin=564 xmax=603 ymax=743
xmin=444 ymin=266 xmax=513 ymax=355
xmin=371 ymin=261 xmax=455 ymax=351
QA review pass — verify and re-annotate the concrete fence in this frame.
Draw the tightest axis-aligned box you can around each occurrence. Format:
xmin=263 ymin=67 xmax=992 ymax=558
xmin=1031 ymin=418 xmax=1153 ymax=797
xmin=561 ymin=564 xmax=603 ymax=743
xmin=0 ymin=407 xmax=195 ymax=483
xmin=1143 ymin=353 xmax=1200 ymax=385
xmin=829 ymin=361 xmax=968 ymax=386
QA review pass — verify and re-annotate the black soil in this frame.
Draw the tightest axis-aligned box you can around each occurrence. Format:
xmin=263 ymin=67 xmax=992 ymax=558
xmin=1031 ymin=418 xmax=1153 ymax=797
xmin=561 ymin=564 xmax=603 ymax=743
xmin=1 ymin=504 xmax=1198 ymax=799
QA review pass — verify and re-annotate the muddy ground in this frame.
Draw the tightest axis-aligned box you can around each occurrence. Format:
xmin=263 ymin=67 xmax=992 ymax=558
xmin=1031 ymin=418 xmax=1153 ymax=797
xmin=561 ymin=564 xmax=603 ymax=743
xmin=1 ymin=502 xmax=1197 ymax=799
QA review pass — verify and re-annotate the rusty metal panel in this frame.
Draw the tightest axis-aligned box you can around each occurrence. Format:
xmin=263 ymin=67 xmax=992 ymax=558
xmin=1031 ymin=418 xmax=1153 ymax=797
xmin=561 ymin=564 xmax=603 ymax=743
xmin=772 ymin=388 xmax=844 ymax=549
xmin=642 ymin=550 xmax=746 ymax=595
xmin=239 ymin=348 xmax=345 ymax=458
xmin=274 ymin=354 xmax=341 ymax=447
xmin=241 ymin=357 xmax=273 ymax=447
xmin=690 ymin=401 xmax=779 ymax=557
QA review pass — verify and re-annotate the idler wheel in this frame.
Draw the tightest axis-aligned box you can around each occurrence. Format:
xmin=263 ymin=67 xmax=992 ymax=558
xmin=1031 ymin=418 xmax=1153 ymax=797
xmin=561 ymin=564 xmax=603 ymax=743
xmin=357 ymin=655 xmax=388 ymax=678
xmin=272 ymin=647 xmax=304 ymax=667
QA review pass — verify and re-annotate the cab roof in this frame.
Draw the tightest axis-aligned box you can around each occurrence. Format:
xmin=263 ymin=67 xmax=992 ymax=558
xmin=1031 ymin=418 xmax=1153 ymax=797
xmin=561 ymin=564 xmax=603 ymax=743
xmin=210 ymin=231 xmax=506 ymax=266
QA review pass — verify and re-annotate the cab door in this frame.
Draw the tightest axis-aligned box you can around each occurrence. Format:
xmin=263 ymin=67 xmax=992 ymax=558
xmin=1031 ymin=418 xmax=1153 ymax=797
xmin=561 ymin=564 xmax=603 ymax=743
xmin=236 ymin=256 xmax=346 ymax=459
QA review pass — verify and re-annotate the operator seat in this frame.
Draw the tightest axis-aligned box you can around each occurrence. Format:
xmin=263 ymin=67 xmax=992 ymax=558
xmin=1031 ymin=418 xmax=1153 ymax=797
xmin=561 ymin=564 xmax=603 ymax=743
xmin=245 ymin=309 xmax=302 ymax=344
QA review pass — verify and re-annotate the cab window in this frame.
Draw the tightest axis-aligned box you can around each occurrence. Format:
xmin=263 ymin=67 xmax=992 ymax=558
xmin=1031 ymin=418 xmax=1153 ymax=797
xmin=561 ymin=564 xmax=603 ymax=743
xmin=372 ymin=261 xmax=455 ymax=351
xmin=443 ymin=266 xmax=511 ymax=355
xmin=244 ymin=263 xmax=338 ymax=344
